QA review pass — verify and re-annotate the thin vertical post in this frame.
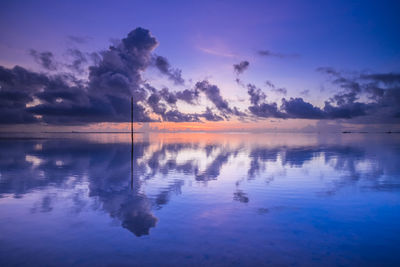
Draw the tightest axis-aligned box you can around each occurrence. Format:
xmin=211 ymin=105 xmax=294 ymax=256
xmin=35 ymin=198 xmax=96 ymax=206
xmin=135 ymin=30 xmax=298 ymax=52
xmin=131 ymin=97 xmax=133 ymax=142
xmin=130 ymin=96 xmax=133 ymax=189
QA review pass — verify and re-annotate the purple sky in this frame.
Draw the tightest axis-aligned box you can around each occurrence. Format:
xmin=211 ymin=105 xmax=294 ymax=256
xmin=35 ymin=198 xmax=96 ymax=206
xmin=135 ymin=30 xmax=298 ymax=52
xmin=0 ymin=0 xmax=399 ymax=131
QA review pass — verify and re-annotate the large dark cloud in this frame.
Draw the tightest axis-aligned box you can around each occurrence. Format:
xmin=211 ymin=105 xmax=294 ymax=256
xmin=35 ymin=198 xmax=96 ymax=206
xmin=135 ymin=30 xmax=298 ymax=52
xmin=0 ymin=65 xmax=47 ymax=124
xmin=0 ymin=27 xmax=249 ymax=125
xmin=23 ymin=27 xmax=161 ymax=124
xmin=282 ymin=98 xmax=325 ymax=119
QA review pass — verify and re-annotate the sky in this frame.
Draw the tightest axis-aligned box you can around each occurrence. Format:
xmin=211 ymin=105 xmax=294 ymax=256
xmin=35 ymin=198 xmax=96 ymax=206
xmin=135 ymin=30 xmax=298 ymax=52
xmin=0 ymin=0 xmax=399 ymax=132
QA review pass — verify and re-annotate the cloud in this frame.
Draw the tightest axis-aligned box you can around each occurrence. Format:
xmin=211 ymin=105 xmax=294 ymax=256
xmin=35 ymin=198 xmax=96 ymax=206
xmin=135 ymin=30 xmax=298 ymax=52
xmin=265 ymin=80 xmax=274 ymax=88
xmin=273 ymin=87 xmax=287 ymax=95
xmin=161 ymin=109 xmax=199 ymax=123
xmin=323 ymin=101 xmax=369 ymax=119
xmin=154 ymin=55 xmax=185 ymax=85
xmin=317 ymin=67 xmax=400 ymax=122
xmin=245 ymin=78 xmax=389 ymax=120
xmin=175 ymin=88 xmax=200 ymax=104
xmin=159 ymin=87 xmax=178 ymax=105
xmin=247 ymin=84 xmax=266 ymax=105
xmin=264 ymin=80 xmax=287 ymax=95
xmin=300 ymin=89 xmax=310 ymax=96
xmin=233 ymin=60 xmax=249 ymax=75
xmin=361 ymin=73 xmax=400 ymax=85
xmin=257 ymin=50 xmax=298 ymax=58
xmin=249 ymin=102 xmax=286 ymax=118
xmin=1 ymin=28 xmax=167 ymax=124
xmin=1 ymin=28 xmax=219 ymax=125
xmin=30 ymin=27 xmax=160 ymax=124
xmin=247 ymin=83 xmax=285 ymax=118
xmin=29 ymin=49 xmax=58 ymax=70
xmin=0 ymin=65 xmax=47 ymax=124
xmin=157 ymin=87 xmax=200 ymax=105
xmin=146 ymin=90 xmax=200 ymax=122
xmin=66 ymin=48 xmax=88 ymax=73
xmin=195 ymin=80 xmax=232 ymax=115
xmin=281 ymin=97 xmax=325 ymax=119
xmin=200 ymin=107 xmax=224 ymax=121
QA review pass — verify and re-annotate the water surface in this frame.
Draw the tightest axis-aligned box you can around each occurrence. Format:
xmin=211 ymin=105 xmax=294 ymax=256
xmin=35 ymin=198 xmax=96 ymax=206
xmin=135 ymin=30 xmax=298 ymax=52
xmin=0 ymin=133 xmax=399 ymax=266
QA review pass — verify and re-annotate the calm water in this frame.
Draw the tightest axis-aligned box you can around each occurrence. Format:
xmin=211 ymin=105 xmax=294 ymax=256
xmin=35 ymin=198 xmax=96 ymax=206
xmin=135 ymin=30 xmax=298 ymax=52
xmin=0 ymin=133 xmax=399 ymax=266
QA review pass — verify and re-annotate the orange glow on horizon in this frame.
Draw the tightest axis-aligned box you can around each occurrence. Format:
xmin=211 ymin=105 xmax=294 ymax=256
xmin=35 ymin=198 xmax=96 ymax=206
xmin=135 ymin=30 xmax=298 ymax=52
xmin=81 ymin=119 xmax=322 ymax=132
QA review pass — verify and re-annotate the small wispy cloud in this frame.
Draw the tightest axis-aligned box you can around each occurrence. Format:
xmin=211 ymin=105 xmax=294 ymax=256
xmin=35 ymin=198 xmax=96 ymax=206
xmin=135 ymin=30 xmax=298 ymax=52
xmin=257 ymin=49 xmax=299 ymax=59
xmin=233 ymin=60 xmax=250 ymax=75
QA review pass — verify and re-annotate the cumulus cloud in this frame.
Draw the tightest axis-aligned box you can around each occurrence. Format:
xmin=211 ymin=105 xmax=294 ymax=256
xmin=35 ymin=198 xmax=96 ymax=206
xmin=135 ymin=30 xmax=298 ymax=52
xmin=247 ymin=83 xmax=285 ymax=118
xmin=245 ymin=73 xmax=400 ymax=121
xmin=1 ymin=28 xmax=158 ymax=124
xmin=317 ymin=67 xmax=400 ymax=122
xmin=233 ymin=60 xmax=249 ymax=75
xmin=2 ymin=28 xmax=242 ymax=125
xmin=281 ymin=98 xmax=325 ymax=119
xmin=0 ymin=65 xmax=47 ymax=124
xmin=30 ymin=27 xmax=159 ymax=124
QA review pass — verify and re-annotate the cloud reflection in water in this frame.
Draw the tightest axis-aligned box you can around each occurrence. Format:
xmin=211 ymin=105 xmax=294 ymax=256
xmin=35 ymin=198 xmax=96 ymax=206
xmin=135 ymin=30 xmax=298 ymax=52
xmin=0 ymin=133 xmax=399 ymax=238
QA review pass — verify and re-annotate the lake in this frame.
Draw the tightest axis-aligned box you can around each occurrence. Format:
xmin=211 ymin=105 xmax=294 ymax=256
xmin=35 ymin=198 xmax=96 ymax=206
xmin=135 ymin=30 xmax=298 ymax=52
xmin=0 ymin=132 xmax=399 ymax=266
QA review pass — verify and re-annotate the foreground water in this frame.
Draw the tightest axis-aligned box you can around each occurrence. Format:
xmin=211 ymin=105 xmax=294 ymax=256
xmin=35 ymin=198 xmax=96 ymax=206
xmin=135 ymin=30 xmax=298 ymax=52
xmin=0 ymin=132 xmax=399 ymax=266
